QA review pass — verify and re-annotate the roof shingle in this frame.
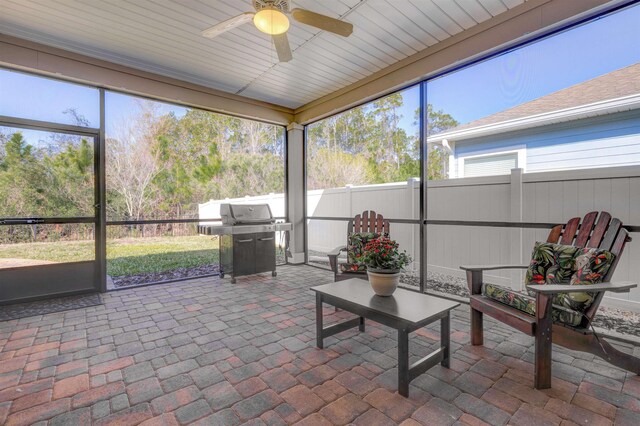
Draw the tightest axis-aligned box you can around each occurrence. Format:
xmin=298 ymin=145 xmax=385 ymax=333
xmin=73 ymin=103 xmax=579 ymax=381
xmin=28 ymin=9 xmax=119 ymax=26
xmin=449 ymin=62 xmax=640 ymax=133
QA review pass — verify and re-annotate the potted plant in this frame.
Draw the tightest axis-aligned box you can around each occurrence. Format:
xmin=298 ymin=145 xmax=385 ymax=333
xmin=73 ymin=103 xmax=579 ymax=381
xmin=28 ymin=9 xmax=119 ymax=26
xmin=362 ymin=236 xmax=412 ymax=296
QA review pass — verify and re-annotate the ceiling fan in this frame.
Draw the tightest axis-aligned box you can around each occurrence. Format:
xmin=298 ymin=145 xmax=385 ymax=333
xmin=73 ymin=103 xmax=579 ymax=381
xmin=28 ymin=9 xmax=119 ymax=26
xmin=201 ymin=0 xmax=353 ymax=63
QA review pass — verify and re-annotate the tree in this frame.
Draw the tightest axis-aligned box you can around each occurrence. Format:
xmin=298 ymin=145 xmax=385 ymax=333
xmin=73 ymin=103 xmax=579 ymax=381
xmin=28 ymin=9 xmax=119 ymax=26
xmin=46 ymin=136 xmax=94 ymax=216
xmin=425 ymin=104 xmax=459 ymax=136
xmin=106 ymin=102 xmax=163 ymax=223
xmin=370 ymin=93 xmax=407 ymax=170
xmin=307 ymin=148 xmax=370 ymax=190
xmin=307 ymin=92 xmax=426 ymax=189
xmin=0 ymin=132 xmax=50 ymax=230
xmin=415 ymin=104 xmax=459 ymax=180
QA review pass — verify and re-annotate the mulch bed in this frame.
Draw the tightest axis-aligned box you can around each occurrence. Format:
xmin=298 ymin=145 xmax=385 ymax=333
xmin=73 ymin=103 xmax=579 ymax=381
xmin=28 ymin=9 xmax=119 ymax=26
xmin=109 ymin=251 xmax=287 ymax=289
xmin=110 ymin=264 xmax=220 ymax=288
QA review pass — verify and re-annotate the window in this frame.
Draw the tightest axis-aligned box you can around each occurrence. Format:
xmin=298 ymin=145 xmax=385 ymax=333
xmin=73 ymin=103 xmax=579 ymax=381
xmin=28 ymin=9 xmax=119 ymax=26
xmin=305 ymin=86 xmax=421 ymax=281
xmin=459 ymin=151 xmax=522 ymax=178
xmin=104 ymin=91 xmax=286 ymax=286
xmin=422 ymin=3 xmax=640 ymax=302
xmin=306 ymin=86 xmax=420 ymax=191
xmin=105 ymin=92 xmax=286 ymax=222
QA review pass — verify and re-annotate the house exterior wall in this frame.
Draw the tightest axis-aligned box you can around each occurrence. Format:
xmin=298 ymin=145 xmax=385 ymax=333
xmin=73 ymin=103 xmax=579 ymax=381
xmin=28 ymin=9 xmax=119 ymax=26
xmin=452 ymin=109 xmax=640 ymax=177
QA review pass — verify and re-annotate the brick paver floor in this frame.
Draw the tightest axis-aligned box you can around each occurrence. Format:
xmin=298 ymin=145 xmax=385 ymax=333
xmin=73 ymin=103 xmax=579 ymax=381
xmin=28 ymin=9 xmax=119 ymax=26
xmin=1 ymin=265 xmax=639 ymax=425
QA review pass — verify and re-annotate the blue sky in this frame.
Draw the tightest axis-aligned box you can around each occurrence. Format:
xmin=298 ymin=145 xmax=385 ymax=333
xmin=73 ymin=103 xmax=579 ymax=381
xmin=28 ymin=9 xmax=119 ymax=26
xmin=105 ymin=92 xmax=187 ymax=136
xmin=420 ymin=4 xmax=640 ymax=126
xmin=0 ymin=70 xmax=99 ymax=143
xmin=1 ymin=4 xmax=638 ymax=143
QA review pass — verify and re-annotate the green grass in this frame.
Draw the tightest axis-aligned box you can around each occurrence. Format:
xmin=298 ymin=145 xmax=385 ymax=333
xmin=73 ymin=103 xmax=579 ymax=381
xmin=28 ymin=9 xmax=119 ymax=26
xmin=106 ymin=236 xmax=219 ymax=276
xmin=0 ymin=236 xmax=219 ymax=277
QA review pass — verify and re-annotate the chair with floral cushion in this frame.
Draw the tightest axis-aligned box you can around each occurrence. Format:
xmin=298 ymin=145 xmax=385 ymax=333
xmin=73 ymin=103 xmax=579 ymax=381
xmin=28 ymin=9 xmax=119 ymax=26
xmin=327 ymin=210 xmax=390 ymax=282
xmin=461 ymin=211 xmax=638 ymax=389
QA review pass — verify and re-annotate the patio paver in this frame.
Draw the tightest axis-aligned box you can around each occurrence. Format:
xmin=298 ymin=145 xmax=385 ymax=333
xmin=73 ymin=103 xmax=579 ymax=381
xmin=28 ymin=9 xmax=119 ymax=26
xmin=0 ymin=265 xmax=639 ymax=425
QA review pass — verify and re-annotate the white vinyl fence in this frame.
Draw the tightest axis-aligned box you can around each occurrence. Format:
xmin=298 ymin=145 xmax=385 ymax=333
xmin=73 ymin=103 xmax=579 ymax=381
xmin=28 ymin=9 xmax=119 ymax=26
xmin=200 ymin=166 xmax=640 ymax=311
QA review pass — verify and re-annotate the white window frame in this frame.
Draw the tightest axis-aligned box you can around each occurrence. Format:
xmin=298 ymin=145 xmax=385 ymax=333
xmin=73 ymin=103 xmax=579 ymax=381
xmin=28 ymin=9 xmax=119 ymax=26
xmin=457 ymin=148 xmax=526 ymax=178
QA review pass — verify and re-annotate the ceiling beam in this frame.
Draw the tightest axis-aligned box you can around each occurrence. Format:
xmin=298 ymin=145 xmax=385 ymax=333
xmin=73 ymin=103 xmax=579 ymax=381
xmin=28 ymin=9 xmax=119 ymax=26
xmin=0 ymin=33 xmax=294 ymax=125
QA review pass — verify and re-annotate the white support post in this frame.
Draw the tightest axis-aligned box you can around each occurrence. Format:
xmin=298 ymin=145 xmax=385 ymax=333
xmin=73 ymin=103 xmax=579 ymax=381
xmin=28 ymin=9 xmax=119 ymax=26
xmin=510 ymin=168 xmax=524 ymax=288
xmin=287 ymin=122 xmax=305 ymax=264
xmin=408 ymin=178 xmax=419 ymax=271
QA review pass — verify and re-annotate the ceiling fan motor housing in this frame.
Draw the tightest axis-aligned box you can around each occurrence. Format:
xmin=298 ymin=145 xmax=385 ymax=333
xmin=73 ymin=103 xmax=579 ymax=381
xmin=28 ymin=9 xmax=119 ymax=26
xmin=253 ymin=0 xmax=290 ymax=13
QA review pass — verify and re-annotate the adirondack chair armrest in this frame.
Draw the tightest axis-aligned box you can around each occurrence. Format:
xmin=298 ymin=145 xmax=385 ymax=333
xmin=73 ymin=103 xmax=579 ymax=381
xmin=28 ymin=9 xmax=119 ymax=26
xmin=461 ymin=265 xmax=528 ymax=295
xmin=460 ymin=265 xmax=528 ymax=272
xmin=526 ymin=281 xmax=637 ymax=294
xmin=328 ymin=245 xmax=347 ymax=257
xmin=327 ymin=245 xmax=347 ymax=274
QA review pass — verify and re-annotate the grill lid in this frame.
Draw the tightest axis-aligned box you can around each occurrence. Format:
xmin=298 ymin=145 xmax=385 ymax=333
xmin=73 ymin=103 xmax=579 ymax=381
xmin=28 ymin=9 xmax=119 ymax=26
xmin=220 ymin=203 xmax=274 ymax=225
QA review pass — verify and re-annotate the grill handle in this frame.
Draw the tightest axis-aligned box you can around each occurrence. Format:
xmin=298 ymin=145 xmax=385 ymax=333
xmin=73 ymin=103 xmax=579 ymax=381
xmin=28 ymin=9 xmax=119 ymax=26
xmin=236 ymin=238 xmax=253 ymax=243
xmin=258 ymin=237 xmax=274 ymax=241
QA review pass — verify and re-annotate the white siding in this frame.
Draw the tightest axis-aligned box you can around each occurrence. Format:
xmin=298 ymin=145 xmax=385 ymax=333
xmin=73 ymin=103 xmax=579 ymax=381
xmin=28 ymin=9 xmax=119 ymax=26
xmin=454 ymin=111 xmax=640 ymax=177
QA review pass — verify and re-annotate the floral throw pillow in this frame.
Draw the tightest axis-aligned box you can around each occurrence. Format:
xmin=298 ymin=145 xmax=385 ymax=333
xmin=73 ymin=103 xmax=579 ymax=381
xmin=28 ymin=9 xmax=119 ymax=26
xmin=554 ymin=248 xmax=616 ymax=312
xmin=525 ymin=242 xmax=579 ymax=295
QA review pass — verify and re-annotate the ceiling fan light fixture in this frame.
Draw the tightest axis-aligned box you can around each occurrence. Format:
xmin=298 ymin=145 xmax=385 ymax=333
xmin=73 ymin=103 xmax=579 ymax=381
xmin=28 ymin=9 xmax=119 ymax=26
xmin=253 ymin=6 xmax=289 ymax=35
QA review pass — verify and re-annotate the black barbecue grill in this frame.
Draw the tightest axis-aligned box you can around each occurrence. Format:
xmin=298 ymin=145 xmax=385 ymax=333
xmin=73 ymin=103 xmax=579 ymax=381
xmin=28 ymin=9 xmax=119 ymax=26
xmin=198 ymin=203 xmax=291 ymax=284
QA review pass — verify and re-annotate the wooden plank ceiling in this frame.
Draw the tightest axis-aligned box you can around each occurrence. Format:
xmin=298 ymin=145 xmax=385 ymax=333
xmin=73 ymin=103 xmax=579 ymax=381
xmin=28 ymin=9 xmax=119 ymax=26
xmin=0 ymin=0 xmax=526 ymax=109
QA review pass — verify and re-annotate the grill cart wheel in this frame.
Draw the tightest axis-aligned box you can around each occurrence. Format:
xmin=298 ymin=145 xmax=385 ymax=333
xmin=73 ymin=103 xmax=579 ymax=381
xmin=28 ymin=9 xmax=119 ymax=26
xmin=272 ymin=271 xmax=277 ymax=277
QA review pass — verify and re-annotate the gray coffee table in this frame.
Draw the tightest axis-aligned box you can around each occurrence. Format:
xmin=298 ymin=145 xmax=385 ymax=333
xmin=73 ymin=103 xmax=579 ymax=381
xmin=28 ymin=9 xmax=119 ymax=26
xmin=311 ymin=278 xmax=459 ymax=397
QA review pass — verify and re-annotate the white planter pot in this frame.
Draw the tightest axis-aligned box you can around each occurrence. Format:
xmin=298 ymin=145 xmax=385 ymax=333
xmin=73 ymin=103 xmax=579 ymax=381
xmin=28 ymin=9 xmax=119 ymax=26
xmin=367 ymin=270 xmax=400 ymax=296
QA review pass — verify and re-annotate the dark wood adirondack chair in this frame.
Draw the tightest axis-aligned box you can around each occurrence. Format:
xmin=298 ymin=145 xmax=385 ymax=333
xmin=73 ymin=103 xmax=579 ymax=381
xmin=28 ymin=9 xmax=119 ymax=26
xmin=461 ymin=211 xmax=639 ymax=389
xmin=327 ymin=210 xmax=390 ymax=282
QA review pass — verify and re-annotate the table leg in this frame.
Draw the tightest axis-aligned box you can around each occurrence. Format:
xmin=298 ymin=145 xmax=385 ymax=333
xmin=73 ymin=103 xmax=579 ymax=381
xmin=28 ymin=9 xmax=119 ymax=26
xmin=398 ymin=328 xmax=409 ymax=397
xmin=359 ymin=316 xmax=365 ymax=332
xmin=441 ymin=313 xmax=450 ymax=368
xmin=316 ymin=292 xmax=324 ymax=349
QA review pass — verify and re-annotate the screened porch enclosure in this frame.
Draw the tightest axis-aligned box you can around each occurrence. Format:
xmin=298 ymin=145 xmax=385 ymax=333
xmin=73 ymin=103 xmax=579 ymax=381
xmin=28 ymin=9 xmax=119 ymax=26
xmin=0 ymin=1 xmax=639 ymax=425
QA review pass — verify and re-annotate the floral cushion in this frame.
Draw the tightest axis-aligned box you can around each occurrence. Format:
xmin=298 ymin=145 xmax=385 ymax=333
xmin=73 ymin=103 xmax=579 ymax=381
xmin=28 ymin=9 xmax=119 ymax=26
xmin=482 ymin=283 xmax=584 ymax=327
xmin=339 ymin=232 xmax=387 ymax=273
xmin=525 ymin=242 xmax=579 ymax=289
xmin=553 ymin=248 xmax=616 ymax=312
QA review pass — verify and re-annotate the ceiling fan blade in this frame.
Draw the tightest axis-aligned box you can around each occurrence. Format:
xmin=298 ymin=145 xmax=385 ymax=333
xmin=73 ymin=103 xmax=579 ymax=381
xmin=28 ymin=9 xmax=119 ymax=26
xmin=272 ymin=33 xmax=292 ymax=62
xmin=290 ymin=8 xmax=353 ymax=37
xmin=201 ymin=12 xmax=255 ymax=38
